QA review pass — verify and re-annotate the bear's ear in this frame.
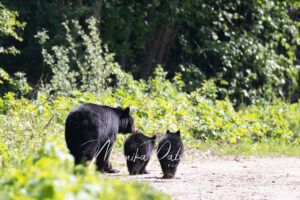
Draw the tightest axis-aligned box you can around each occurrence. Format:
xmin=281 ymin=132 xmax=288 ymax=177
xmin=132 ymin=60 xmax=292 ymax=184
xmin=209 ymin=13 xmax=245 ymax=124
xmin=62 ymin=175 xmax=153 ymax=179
xmin=166 ymin=130 xmax=171 ymax=134
xmin=151 ymin=135 xmax=157 ymax=145
xmin=175 ymin=130 xmax=181 ymax=137
xmin=151 ymin=135 xmax=157 ymax=141
xmin=123 ymin=107 xmax=130 ymax=116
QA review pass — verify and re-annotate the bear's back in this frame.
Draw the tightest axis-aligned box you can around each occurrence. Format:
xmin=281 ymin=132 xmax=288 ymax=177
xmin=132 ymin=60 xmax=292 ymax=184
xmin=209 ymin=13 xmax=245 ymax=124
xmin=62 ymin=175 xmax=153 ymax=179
xmin=157 ymin=134 xmax=183 ymax=158
xmin=69 ymin=103 xmax=116 ymax=116
xmin=65 ymin=104 xmax=122 ymax=144
xmin=66 ymin=104 xmax=122 ymax=125
xmin=124 ymin=133 xmax=152 ymax=156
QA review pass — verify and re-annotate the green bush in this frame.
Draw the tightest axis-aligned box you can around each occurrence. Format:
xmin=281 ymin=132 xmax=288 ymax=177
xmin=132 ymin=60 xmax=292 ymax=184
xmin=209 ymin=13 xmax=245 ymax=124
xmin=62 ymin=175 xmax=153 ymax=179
xmin=0 ymin=2 xmax=25 ymax=55
xmin=0 ymin=139 xmax=168 ymax=200
xmin=0 ymin=91 xmax=169 ymax=199
xmin=0 ymin=3 xmax=30 ymax=97
xmin=38 ymin=17 xmax=127 ymax=96
xmin=0 ymin=67 xmax=299 ymax=198
xmin=0 ymin=69 xmax=32 ymax=97
xmin=0 ymin=67 xmax=299 ymax=150
xmin=176 ymin=0 xmax=300 ymax=104
xmin=2 ymin=1 xmax=300 ymax=105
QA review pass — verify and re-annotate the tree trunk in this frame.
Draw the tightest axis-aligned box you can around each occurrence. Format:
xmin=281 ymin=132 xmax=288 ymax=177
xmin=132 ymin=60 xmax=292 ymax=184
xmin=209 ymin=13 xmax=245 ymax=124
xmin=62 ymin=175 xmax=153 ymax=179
xmin=139 ymin=0 xmax=179 ymax=79
xmin=140 ymin=26 xmax=164 ymax=79
xmin=93 ymin=0 xmax=103 ymax=20
xmin=156 ymin=24 xmax=175 ymax=67
xmin=120 ymin=0 xmax=135 ymax=67
xmin=74 ymin=0 xmax=82 ymax=5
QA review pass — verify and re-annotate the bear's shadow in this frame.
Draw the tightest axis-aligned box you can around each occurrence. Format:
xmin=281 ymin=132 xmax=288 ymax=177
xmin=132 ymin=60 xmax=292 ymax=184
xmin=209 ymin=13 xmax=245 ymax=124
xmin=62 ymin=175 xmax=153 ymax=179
xmin=108 ymin=173 xmax=181 ymax=181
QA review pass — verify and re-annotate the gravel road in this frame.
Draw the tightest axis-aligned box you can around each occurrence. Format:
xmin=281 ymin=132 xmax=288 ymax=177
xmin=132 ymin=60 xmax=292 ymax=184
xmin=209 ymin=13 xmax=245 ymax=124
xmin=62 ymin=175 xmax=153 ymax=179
xmin=110 ymin=151 xmax=300 ymax=200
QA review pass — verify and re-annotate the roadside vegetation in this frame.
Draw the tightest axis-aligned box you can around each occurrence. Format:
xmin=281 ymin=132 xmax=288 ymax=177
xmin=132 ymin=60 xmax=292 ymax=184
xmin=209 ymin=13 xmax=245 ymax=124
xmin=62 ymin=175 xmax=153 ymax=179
xmin=1 ymin=1 xmax=300 ymax=199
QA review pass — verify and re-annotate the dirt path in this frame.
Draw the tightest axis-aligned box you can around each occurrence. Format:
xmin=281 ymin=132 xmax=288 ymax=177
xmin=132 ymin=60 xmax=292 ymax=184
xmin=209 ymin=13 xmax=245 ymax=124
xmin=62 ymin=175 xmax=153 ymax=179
xmin=110 ymin=151 xmax=300 ymax=200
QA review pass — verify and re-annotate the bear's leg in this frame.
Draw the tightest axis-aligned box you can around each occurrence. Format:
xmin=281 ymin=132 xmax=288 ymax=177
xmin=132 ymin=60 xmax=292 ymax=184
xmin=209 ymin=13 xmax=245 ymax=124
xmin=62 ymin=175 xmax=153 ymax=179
xmin=104 ymin=153 xmax=120 ymax=173
xmin=162 ymin=162 xmax=177 ymax=179
xmin=95 ymin=160 xmax=105 ymax=172
xmin=127 ymin=160 xmax=134 ymax=175
xmin=127 ymin=161 xmax=135 ymax=175
xmin=162 ymin=172 xmax=175 ymax=179
xmin=72 ymin=144 xmax=95 ymax=166
xmin=137 ymin=160 xmax=145 ymax=175
xmin=96 ymin=146 xmax=119 ymax=173
xmin=126 ymin=159 xmax=144 ymax=175
xmin=95 ymin=150 xmax=107 ymax=172
xmin=141 ymin=160 xmax=150 ymax=174
xmin=74 ymin=155 xmax=82 ymax=165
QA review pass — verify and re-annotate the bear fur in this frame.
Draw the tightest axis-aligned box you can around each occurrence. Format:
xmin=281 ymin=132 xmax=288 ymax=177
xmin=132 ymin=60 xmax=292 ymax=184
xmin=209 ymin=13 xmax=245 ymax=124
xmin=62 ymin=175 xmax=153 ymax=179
xmin=65 ymin=103 xmax=136 ymax=173
xmin=124 ymin=133 xmax=156 ymax=175
xmin=157 ymin=130 xmax=183 ymax=179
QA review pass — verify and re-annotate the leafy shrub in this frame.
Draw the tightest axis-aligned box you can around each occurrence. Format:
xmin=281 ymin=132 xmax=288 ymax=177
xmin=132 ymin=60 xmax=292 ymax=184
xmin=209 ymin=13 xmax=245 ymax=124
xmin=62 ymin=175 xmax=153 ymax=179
xmin=0 ymin=4 xmax=30 ymax=97
xmin=0 ymin=67 xmax=298 ymax=149
xmin=2 ymin=1 xmax=300 ymax=106
xmin=199 ymin=79 xmax=218 ymax=100
xmin=0 ymin=139 xmax=169 ymax=200
xmin=0 ymin=67 xmax=299 ymax=198
xmin=0 ymin=92 xmax=169 ymax=199
xmin=0 ymin=69 xmax=32 ymax=97
xmin=175 ymin=0 xmax=300 ymax=104
xmin=38 ymin=17 xmax=127 ymax=95
xmin=0 ymin=2 xmax=25 ymax=55
xmin=217 ymin=34 xmax=299 ymax=104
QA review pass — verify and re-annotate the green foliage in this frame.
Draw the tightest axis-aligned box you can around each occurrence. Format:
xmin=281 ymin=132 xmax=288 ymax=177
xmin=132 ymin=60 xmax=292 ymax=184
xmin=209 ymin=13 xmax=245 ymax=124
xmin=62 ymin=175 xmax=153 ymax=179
xmin=2 ymin=1 xmax=300 ymax=104
xmin=0 ymin=3 xmax=30 ymax=97
xmin=198 ymin=79 xmax=218 ymax=100
xmin=1 ymin=2 xmax=300 ymax=197
xmin=1 ymin=67 xmax=299 ymax=150
xmin=176 ymin=0 xmax=300 ymax=103
xmin=0 ymin=69 xmax=32 ymax=97
xmin=0 ymin=140 xmax=168 ymax=200
xmin=0 ymin=66 xmax=299 ymax=198
xmin=0 ymin=2 xmax=25 ymax=55
xmin=0 ymin=70 xmax=32 ymax=97
xmin=198 ymin=139 xmax=300 ymax=156
xmin=38 ymin=17 xmax=127 ymax=95
xmin=0 ymin=93 xmax=169 ymax=200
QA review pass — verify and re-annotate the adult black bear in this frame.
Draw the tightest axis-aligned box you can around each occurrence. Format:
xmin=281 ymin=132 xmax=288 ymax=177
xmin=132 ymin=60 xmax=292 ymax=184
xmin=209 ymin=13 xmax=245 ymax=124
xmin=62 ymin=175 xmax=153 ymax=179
xmin=124 ymin=133 xmax=156 ymax=175
xmin=157 ymin=130 xmax=183 ymax=179
xmin=65 ymin=103 xmax=136 ymax=173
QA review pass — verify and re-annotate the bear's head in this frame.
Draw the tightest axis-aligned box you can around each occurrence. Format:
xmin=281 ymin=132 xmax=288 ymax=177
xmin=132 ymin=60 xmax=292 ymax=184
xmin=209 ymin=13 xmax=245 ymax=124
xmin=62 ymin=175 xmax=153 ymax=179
xmin=119 ymin=107 xmax=136 ymax=134
xmin=166 ymin=130 xmax=181 ymax=137
xmin=148 ymin=134 xmax=157 ymax=146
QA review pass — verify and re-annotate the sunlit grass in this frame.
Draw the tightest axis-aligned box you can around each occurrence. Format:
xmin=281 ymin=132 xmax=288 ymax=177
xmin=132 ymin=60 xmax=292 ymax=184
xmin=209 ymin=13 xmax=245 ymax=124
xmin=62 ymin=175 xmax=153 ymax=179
xmin=191 ymin=139 xmax=300 ymax=157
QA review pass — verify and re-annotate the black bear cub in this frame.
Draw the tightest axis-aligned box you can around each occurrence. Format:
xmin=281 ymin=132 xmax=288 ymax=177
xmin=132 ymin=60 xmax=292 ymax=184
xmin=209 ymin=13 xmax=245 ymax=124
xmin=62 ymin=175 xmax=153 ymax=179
xmin=124 ymin=133 xmax=157 ymax=175
xmin=157 ymin=130 xmax=183 ymax=179
xmin=65 ymin=104 xmax=136 ymax=173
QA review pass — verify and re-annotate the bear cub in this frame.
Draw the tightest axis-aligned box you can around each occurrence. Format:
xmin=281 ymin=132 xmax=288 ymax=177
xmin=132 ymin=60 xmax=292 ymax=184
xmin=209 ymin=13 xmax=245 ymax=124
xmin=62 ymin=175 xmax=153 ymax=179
xmin=65 ymin=104 xmax=136 ymax=173
xmin=124 ymin=133 xmax=157 ymax=175
xmin=157 ymin=130 xmax=183 ymax=179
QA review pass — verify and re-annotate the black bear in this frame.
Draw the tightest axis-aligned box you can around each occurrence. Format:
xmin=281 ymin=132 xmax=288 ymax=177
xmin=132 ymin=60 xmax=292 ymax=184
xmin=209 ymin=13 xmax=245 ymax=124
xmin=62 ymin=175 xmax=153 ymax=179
xmin=65 ymin=103 xmax=136 ymax=173
xmin=157 ymin=130 xmax=183 ymax=179
xmin=124 ymin=133 xmax=156 ymax=175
